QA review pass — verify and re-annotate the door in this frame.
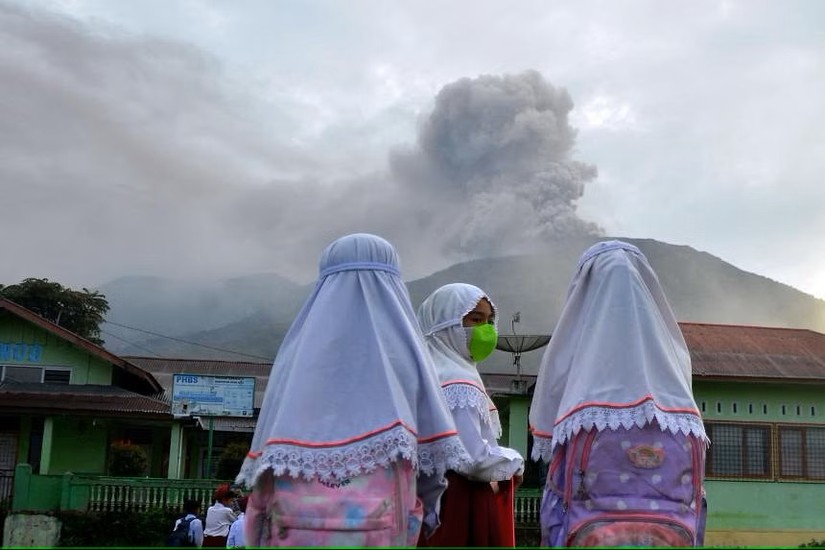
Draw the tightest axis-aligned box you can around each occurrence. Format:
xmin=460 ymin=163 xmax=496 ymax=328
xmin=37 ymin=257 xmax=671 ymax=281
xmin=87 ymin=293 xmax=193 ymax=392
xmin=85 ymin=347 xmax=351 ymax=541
xmin=0 ymin=432 xmax=18 ymax=505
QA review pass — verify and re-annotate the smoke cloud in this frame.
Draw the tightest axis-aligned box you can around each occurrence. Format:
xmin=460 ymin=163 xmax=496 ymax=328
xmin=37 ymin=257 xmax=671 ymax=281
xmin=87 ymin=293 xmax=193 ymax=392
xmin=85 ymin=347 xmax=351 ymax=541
xmin=391 ymin=70 xmax=602 ymax=258
xmin=1 ymin=3 xmax=601 ymax=287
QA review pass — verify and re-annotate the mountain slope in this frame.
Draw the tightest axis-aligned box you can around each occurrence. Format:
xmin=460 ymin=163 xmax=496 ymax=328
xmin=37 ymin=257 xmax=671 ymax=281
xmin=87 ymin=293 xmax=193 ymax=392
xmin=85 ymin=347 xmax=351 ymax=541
xmin=99 ymin=237 xmax=825 ymax=362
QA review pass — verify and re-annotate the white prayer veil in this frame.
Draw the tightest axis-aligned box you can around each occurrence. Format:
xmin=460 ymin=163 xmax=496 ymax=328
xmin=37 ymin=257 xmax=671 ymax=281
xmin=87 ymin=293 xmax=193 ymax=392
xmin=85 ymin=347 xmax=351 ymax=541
xmin=417 ymin=283 xmax=502 ymax=437
xmin=236 ymin=233 xmax=469 ymax=486
xmin=529 ymin=240 xmax=707 ymax=461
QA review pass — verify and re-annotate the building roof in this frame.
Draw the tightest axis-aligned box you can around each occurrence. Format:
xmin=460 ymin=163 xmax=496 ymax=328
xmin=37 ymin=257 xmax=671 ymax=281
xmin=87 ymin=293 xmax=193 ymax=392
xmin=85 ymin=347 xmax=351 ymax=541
xmin=681 ymin=322 xmax=825 ymax=381
xmin=481 ymin=322 xmax=825 ymax=393
xmin=122 ymin=323 xmax=825 ymax=407
xmin=0 ymin=297 xmax=162 ymax=393
xmin=124 ymin=356 xmax=271 ymax=409
xmin=195 ymin=416 xmax=257 ymax=433
xmin=0 ymin=381 xmax=170 ymax=417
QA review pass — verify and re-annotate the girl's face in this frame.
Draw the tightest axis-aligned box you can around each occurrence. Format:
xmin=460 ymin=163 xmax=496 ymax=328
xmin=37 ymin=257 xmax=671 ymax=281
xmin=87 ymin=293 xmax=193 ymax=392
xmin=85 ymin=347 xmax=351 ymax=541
xmin=462 ymin=297 xmax=494 ymax=327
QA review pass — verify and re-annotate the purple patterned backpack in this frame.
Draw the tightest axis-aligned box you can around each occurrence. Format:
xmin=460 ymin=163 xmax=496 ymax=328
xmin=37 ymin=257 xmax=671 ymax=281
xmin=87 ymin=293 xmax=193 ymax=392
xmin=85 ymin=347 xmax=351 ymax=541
xmin=540 ymin=420 xmax=707 ymax=547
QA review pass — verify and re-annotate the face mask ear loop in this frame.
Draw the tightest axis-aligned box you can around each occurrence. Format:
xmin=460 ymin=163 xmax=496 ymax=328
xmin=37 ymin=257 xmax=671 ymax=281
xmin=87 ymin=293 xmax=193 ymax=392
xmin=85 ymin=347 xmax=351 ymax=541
xmin=463 ymin=326 xmax=475 ymax=362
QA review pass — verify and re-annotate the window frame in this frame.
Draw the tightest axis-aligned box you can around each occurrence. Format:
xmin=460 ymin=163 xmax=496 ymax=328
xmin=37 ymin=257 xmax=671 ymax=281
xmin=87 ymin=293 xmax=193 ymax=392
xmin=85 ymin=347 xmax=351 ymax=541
xmin=705 ymin=421 xmax=774 ymax=480
xmin=777 ymin=424 xmax=825 ymax=481
xmin=1 ymin=364 xmax=72 ymax=385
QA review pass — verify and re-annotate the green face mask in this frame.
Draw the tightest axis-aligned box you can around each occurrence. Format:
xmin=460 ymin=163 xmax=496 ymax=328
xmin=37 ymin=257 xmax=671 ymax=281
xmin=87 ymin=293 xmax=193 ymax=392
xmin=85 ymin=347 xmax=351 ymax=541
xmin=465 ymin=323 xmax=498 ymax=363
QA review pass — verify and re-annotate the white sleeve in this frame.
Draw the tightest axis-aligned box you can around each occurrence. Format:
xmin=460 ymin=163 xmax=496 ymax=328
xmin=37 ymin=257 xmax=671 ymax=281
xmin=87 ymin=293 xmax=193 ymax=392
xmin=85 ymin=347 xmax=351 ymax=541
xmin=452 ymin=405 xmax=524 ymax=482
xmin=226 ymin=520 xmax=239 ymax=548
xmin=191 ymin=519 xmax=204 ymax=547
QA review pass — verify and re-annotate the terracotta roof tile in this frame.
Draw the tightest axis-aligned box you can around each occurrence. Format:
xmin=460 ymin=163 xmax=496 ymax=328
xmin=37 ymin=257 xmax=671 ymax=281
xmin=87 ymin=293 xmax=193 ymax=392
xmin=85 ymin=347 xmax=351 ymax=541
xmin=681 ymin=323 xmax=825 ymax=380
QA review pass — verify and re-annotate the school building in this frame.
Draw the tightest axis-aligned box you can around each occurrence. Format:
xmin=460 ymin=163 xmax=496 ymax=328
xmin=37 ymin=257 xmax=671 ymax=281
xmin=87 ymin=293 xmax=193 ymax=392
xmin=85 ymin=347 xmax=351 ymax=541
xmin=2 ymin=295 xmax=825 ymax=546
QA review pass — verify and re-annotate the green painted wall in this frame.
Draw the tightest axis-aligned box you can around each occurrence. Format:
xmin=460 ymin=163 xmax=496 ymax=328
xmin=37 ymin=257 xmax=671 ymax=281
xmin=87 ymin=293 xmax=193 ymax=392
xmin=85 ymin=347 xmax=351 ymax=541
xmin=706 ymin=479 xmax=825 ymax=530
xmin=694 ymin=380 xmax=825 ymax=423
xmin=47 ymin=417 xmax=108 ymax=475
xmin=12 ymin=464 xmax=62 ymax=511
xmin=695 ymin=380 xmax=825 ymax=534
xmin=0 ymin=315 xmax=113 ymax=385
xmin=509 ymin=396 xmax=530 ymax=459
xmin=17 ymin=416 xmax=31 ymax=463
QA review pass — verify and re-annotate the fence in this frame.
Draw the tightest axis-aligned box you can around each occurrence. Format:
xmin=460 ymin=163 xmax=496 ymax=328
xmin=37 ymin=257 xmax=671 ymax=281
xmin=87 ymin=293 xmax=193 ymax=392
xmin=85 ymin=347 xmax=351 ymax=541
xmin=514 ymin=488 xmax=542 ymax=526
xmin=12 ymin=464 xmax=228 ymax=514
xmin=11 ymin=463 xmax=545 ymax=526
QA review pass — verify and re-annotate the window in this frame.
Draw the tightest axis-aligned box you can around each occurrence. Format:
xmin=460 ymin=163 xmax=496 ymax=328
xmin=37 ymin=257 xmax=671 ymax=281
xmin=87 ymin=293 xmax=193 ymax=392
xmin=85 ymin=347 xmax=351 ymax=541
xmin=707 ymin=422 xmax=825 ymax=482
xmin=778 ymin=426 xmax=825 ymax=480
xmin=2 ymin=366 xmax=42 ymax=383
xmin=43 ymin=369 xmax=71 ymax=384
xmin=0 ymin=365 xmax=71 ymax=384
xmin=706 ymin=422 xmax=772 ymax=478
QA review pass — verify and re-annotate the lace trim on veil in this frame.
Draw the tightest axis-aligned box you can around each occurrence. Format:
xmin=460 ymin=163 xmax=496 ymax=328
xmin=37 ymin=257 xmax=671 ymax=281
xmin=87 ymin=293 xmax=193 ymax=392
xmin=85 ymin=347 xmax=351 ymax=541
xmin=235 ymin=423 xmax=470 ymax=487
xmin=531 ymin=400 xmax=708 ymax=462
xmin=443 ymin=383 xmax=502 ymax=438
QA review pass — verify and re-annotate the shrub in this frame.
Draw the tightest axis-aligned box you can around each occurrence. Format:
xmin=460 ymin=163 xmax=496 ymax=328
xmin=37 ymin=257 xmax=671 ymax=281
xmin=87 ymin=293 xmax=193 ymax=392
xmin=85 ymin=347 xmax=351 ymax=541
xmin=107 ymin=441 xmax=149 ymax=477
xmin=57 ymin=508 xmax=182 ymax=547
xmin=216 ymin=441 xmax=249 ymax=481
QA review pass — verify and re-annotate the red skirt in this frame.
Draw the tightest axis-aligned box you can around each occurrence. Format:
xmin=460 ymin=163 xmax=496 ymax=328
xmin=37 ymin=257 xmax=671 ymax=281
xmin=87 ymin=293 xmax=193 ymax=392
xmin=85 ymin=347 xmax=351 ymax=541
xmin=202 ymin=535 xmax=227 ymax=547
xmin=419 ymin=472 xmax=515 ymax=547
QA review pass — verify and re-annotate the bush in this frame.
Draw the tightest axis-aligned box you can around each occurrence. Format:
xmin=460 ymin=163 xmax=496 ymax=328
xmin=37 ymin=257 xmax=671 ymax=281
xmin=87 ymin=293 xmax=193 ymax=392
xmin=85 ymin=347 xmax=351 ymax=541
xmin=800 ymin=540 xmax=825 ymax=548
xmin=57 ymin=508 xmax=183 ymax=547
xmin=517 ymin=526 xmax=540 ymax=547
xmin=216 ymin=441 xmax=249 ymax=481
xmin=107 ymin=441 xmax=149 ymax=477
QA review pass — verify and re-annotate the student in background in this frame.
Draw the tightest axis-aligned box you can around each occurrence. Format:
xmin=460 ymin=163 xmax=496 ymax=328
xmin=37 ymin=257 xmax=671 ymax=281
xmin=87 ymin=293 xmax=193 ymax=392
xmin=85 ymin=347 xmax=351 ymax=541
xmin=168 ymin=498 xmax=203 ymax=548
xmin=202 ymin=483 xmax=238 ymax=547
xmin=226 ymin=495 xmax=248 ymax=548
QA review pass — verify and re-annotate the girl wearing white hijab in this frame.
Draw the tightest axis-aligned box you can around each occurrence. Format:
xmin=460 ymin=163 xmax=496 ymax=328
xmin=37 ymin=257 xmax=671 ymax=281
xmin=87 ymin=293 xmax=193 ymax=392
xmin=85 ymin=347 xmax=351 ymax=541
xmin=529 ymin=241 xmax=708 ymax=547
xmin=417 ymin=283 xmax=524 ymax=548
xmin=237 ymin=233 xmax=470 ymax=547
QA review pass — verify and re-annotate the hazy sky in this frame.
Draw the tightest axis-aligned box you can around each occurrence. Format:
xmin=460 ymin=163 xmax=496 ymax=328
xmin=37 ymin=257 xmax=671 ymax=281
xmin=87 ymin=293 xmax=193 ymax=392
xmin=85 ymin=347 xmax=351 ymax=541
xmin=2 ymin=0 xmax=824 ymax=300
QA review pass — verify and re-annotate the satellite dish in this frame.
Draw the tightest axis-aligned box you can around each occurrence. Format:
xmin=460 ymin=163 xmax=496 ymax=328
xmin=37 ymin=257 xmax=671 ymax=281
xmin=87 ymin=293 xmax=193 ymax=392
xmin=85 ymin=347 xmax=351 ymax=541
xmin=495 ymin=312 xmax=550 ymax=394
xmin=496 ymin=334 xmax=551 ymax=354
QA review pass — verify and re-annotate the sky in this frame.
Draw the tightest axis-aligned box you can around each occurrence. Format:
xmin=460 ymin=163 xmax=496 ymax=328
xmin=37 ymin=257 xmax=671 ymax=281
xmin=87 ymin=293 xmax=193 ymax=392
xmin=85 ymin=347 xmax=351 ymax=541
xmin=2 ymin=0 xmax=824 ymax=300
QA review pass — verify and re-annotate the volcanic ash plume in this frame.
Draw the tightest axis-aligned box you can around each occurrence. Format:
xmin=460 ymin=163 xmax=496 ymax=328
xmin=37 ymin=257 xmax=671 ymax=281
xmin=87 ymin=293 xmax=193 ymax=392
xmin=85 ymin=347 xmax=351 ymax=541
xmin=393 ymin=70 xmax=602 ymax=258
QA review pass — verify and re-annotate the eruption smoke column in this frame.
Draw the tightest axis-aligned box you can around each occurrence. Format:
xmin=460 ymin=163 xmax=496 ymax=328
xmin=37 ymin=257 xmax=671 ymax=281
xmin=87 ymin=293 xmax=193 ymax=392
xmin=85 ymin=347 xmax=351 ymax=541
xmin=394 ymin=70 xmax=602 ymax=258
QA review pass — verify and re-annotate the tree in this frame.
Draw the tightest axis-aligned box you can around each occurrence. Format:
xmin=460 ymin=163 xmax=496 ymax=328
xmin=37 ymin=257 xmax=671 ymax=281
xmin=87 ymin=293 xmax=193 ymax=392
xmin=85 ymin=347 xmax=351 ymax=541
xmin=216 ymin=441 xmax=250 ymax=481
xmin=0 ymin=278 xmax=110 ymax=345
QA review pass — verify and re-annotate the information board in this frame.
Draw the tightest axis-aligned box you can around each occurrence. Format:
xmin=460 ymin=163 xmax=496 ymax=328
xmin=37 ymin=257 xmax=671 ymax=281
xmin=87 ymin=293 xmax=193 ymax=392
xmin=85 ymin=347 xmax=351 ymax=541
xmin=171 ymin=374 xmax=255 ymax=418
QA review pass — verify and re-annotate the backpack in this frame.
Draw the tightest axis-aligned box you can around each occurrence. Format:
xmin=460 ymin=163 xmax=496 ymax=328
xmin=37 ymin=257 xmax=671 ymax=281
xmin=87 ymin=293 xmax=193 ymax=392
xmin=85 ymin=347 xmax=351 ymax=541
xmin=540 ymin=421 xmax=707 ymax=547
xmin=166 ymin=515 xmax=196 ymax=547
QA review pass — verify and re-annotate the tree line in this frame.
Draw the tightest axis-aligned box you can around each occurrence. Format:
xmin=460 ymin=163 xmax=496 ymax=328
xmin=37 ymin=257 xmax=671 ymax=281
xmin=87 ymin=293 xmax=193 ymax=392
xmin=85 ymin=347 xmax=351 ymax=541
xmin=0 ymin=278 xmax=109 ymax=345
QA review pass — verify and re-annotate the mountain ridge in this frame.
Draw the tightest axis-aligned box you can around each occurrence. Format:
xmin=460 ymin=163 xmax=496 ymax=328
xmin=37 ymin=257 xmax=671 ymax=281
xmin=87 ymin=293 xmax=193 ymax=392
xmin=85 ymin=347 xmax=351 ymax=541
xmin=99 ymin=237 xmax=825 ymax=362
